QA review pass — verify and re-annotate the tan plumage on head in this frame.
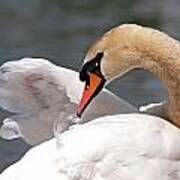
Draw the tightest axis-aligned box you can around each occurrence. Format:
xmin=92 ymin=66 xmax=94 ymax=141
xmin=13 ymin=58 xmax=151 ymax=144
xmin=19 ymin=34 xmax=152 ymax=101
xmin=84 ymin=24 xmax=180 ymax=127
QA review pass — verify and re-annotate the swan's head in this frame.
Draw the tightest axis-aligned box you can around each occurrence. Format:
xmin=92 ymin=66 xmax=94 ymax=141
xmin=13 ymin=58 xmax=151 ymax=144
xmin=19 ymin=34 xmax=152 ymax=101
xmin=77 ymin=24 xmax=145 ymax=116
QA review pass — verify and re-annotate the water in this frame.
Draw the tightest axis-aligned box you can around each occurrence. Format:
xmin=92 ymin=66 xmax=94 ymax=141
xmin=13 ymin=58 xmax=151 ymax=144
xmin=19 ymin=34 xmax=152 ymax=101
xmin=0 ymin=0 xmax=179 ymax=172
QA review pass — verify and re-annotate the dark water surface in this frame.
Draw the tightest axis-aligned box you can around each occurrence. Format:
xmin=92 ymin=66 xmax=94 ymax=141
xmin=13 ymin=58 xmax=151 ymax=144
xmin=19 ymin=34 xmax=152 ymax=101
xmin=0 ymin=0 xmax=179 ymax=173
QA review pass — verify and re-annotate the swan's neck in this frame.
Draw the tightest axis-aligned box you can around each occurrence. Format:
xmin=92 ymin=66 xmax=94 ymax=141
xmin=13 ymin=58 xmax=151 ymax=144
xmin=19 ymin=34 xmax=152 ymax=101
xmin=89 ymin=24 xmax=180 ymax=126
xmin=131 ymin=30 xmax=180 ymax=126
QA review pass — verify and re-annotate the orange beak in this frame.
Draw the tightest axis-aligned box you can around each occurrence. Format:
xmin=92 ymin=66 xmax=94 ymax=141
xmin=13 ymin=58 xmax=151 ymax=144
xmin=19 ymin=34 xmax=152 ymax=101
xmin=77 ymin=72 xmax=105 ymax=117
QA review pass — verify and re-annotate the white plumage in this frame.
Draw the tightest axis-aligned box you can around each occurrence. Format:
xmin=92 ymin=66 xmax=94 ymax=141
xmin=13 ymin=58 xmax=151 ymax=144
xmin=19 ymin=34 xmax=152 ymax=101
xmin=1 ymin=114 xmax=180 ymax=180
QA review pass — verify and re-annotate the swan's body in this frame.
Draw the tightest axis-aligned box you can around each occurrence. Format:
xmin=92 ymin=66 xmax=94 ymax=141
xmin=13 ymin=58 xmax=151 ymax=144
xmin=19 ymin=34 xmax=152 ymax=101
xmin=1 ymin=114 xmax=180 ymax=180
xmin=0 ymin=58 xmax=137 ymax=145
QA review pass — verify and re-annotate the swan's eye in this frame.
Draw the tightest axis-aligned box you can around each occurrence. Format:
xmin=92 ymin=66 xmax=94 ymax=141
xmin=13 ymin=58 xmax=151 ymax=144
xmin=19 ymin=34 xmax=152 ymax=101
xmin=79 ymin=52 xmax=104 ymax=82
xmin=95 ymin=62 xmax=99 ymax=67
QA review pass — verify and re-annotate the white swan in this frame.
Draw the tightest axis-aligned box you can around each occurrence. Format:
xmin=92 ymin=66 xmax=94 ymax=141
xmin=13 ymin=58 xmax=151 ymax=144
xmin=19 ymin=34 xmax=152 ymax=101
xmin=75 ymin=24 xmax=180 ymax=178
xmin=0 ymin=57 xmax=137 ymax=145
xmin=1 ymin=24 xmax=180 ymax=180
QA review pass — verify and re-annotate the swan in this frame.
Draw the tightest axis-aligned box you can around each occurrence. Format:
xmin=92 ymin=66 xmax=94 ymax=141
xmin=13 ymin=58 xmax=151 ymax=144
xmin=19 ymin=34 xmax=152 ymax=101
xmin=1 ymin=24 xmax=180 ymax=180
xmin=77 ymin=24 xmax=180 ymax=127
xmin=0 ymin=57 xmax=137 ymax=145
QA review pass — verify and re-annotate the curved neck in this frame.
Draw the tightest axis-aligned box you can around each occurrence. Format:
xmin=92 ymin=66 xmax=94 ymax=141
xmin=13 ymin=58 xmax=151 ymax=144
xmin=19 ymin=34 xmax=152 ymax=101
xmin=89 ymin=24 xmax=180 ymax=126
xmin=131 ymin=30 xmax=180 ymax=126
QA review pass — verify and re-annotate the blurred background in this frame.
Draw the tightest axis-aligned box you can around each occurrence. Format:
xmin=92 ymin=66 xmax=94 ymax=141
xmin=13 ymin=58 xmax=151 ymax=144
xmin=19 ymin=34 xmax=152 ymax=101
xmin=0 ymin=0 xmax=179 ymax=173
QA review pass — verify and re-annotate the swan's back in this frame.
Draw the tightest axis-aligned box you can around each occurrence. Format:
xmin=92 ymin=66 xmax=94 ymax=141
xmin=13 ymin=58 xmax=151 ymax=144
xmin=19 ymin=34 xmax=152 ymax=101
xmin=56 ymin=114 xmax=180 ymax=180
xmin=1 ymin=114 xmax=180 ymax=180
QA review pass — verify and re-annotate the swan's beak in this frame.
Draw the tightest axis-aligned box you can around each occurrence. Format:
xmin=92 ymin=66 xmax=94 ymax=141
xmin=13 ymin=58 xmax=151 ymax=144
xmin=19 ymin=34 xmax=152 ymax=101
xmin=77 ymin=72 xmax=105 ymax=117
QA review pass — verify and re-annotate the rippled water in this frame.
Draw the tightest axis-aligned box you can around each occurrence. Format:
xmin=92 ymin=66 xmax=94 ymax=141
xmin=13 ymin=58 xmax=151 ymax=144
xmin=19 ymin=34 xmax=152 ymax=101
xmin=0 ymin=0 xmax=179 ymax=172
